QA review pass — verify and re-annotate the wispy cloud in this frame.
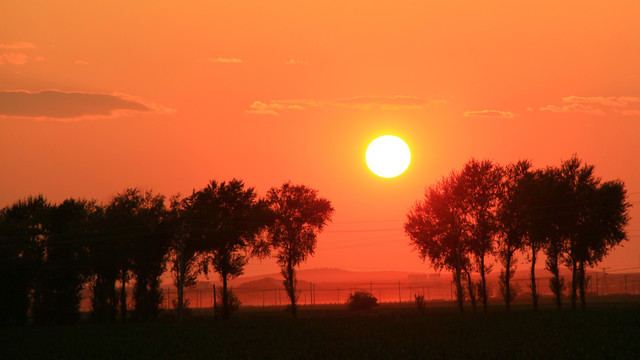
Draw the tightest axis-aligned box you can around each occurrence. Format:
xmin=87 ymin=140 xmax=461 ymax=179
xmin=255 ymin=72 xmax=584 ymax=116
xmin=246 ymin=96 xmax=443 ymax=115
xmin=0 ymin=42 xmax=36 ymax=49
xmin=284 ymin=59 xmax=308 ymax=65
xmin=0 ymin=53 xmax=28 ymax=65
xmin=463 ymin=110 xmax=515 ymax=119
xmin=246 ymin=101 xmax=306 ymax=115
xmin=196 ymin=57 xmax=243 ymax=64
xmin=0 ymin=90 xmax=173 ymax=121
xmin=541 ymin=96 xmax=640 ymax=116
xmin=74 ymin=60 xmax=89 ymax=65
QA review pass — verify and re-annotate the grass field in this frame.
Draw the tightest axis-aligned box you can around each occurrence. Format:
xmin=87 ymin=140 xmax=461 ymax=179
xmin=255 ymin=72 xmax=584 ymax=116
xmin=2 ymin=300 xmax=640 ymax=359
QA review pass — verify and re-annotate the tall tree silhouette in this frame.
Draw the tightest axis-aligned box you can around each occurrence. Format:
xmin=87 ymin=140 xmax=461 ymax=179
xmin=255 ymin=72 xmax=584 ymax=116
xmin=187 ymin=180 xmax=271 ymax=319
xmin=405 ymin=173 xmax=469 ymax=312
xmin=539 ymin=166 xmax=570 ymax=310
xmin=574 ymin=180 xmax=628 ymax=307
xmin=265 ymin=182 xmax=333 ymax=318
xmin=557 ymin=156 xmax=630 ymax=309
xmin=0 ymin=196 xmax=48 ymax=325
xmin=522 ymin=169 xmax=557 ymax=311
xmin=496 ymin=160 xmax=532 ymax=311
xmin=87 ymin=204 xmax=120 ymax=322
xmin=168 ymin=194 xmax=200 ymax=322
xmin=32 ymin=199 xmax=96 ymax=324
xmin=459 ymin=159 xmax=502 ymax=313
xmin=557 ymin=156 xmax=600 ymax=310
xmin=103 ymin=189 xmax=140 ymax=321
xmin=124 ymin=189 xmax=170 ymax=321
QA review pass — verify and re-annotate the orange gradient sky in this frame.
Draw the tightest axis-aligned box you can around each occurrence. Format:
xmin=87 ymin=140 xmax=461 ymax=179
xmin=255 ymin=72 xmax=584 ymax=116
xmin=1 ymin=0 xmax=639 ymax=277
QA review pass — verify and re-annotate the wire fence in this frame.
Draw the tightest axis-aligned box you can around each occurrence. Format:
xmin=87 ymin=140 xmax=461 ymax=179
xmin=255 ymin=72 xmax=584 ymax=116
xmin=80 ymin=270 xmax=640 ymax=312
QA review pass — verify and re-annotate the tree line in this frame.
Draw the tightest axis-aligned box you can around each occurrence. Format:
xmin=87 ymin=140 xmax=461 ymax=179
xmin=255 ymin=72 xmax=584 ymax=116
xmin=405 ymin=155 xmax=631 ymax=313
xmin=0 ymin=180 xmax=333 ymax=325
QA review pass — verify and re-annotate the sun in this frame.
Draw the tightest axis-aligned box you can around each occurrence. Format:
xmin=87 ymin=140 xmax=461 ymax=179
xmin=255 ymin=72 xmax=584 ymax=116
xmin=365 ymin=135 xmax=411 ymax=178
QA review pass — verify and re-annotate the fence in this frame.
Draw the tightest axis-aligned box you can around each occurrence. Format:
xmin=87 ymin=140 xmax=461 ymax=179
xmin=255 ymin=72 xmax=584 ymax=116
xmin=79 ymin=271 xmax=640 ymax=312
xmin=158 ymin=272 xmax=640 ymax=310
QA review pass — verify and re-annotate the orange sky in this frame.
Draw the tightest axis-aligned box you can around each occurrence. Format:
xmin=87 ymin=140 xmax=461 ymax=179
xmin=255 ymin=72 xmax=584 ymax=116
xmin=1 ymin=0 xmax=639 ymax=277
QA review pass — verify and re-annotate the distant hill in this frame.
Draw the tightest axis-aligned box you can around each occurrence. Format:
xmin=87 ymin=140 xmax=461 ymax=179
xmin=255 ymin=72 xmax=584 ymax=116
xmin=160 ymin=266 xmax=583 ymax=289
xmin=236 ymin=277 xmax=311 ymax=291
xmin=231 ymin=268 xmax=432 ymax=286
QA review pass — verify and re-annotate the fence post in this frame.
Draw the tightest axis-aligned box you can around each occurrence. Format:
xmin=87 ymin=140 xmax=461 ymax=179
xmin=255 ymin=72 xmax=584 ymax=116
xmin=398 ymin=282 xmax=401 ymax=303
xmin=337 ymin=288 xmax=340 ymax=303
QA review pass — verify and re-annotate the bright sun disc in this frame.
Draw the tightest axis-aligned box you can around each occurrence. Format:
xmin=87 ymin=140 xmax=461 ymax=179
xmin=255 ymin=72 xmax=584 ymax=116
xmin=366 ymin=135 xmax=411 ymax=178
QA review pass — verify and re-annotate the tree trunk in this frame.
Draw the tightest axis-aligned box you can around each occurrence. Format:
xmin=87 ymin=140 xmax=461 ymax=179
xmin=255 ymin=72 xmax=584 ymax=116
xmin=178 ymin=222 xmax=185 ymax=322
xmin=120 ymin=269 xmax=127 ymax=321
xmin=480 ymin=254 xmax=487 ymax=313
xmin=109 ymin=276 xmax=117 ymax=322
xmin=578 ymin=261 xmax=586 ymax=310
xmin=548 ymin=252 xmax=562 ymax=310
xmin=530 ymin=248 xmax=538 ymax=312
xmin=285 ymin=260 xmax=298 ymax=318
xmin=465 ymin=270 xmax=477 ymax=312
xmin=570 ymin=260 xmax=577 ymax=310
xmin=177 ymin=266 xmax=184 ymax=322
xmin=454 ymin=266 xmax=464 ymax=313
xmin=505 ymin=252 xmax=512 ymax=312
xmin=221 ymin=272 xmax=229 ymax=319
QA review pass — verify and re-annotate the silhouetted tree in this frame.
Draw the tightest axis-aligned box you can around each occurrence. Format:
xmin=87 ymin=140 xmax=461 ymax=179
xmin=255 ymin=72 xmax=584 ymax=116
xmin=574 ymin=180 xmax=628 ymax=307
xmin=496 ymin=161 xmax=532 ymax=310
xmin=522 ymin=169 xmax=561 ymax=311
xmin=537 ymin=166 xmax=571 ymax=310
xmin=0 ymin=196 xmax=48 ymax=325
xmin=123 ymin=189 xmax=170 ymax=321
xmin=187 ymin=180 xmax=271 ymax=319
xmin=405 ymin=173 xmax=469 ymax=312
xmin=557 ymin=156 xmax=630 ymax=309
xmin=459 ymin=159 xmax=502 ymax=313
xmin=557 ymin=157 xmax=600 ymax=310
xmin=168 ymin=194 xmax=200 ymax=322
xmin=87 ymin=204 xmax=120 ymax=322
xmin=265 ymin=182 xmax=333 ymax=318
xmin=32 ymin=199 xmax=96 ymax=324
xmin=103 ymin=189 xmax=140 ymax=321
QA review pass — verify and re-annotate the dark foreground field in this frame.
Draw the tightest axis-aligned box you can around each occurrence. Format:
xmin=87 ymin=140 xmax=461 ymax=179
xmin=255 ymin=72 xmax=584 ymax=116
xmin=2 ymin=301 xmax=640 ymax=359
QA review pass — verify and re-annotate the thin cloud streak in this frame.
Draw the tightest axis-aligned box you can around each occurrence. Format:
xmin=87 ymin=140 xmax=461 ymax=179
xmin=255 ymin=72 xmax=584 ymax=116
xmin=246 ymin=96 xmax=444 ymax=115
xmin=0 ymin=53 xmax=28 ymax=65
xmin=0 ymin=42 xmax=36 ymax=49
xmin=541 ymin=96 xmax=640 ymax=116
xmin=464 ymin=110 xmax=515 ymax=119
xmin=196 ymin=57 xmax=243 ymax=64
xmin=0 ymin=90 xmax=174 ymax=121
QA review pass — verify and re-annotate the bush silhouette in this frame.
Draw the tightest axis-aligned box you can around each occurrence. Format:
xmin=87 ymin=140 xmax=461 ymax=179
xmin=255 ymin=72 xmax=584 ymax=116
xmin=214 ymin=288 xmax=241 ymax=318
xmin=415 ymin=294 xmax=426 ymax=312
xmin=346 ymin=291 xmax=378 ymax=310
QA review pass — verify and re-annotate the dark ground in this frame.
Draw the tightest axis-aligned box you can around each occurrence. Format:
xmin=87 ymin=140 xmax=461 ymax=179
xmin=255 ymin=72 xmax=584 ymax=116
xmin=2 ymin=299 xmax=640 ymax=359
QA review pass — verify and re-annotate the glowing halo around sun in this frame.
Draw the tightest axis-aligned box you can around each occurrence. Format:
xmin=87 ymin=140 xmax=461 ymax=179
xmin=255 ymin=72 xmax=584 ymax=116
xmin=365 ymin=135 xmax=411 ymax=178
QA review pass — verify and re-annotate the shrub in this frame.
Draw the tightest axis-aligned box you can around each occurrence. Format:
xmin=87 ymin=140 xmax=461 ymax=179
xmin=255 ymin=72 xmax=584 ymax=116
xmin=346 ymin=291 xmax=379 ymax=310
xmin=214 ymin=288 xmax=241 ymax=317
xmin=415 ymin=294 xmax=426 ymax=312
